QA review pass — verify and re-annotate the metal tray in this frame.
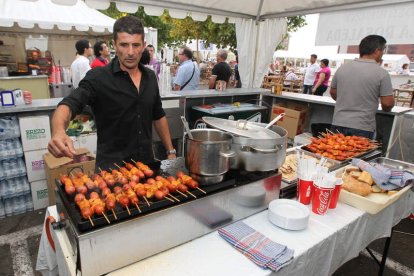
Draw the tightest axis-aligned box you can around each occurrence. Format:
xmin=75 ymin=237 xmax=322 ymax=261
xmin=300 ymin=144 xmax=379 ymax=164
xmin=56 ymin=161 xmax=237 ymax=232
xmin=370 ymin=157 xmax=414 ymax=173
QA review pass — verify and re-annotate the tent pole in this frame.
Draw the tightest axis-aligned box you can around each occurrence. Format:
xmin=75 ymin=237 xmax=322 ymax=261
xmin=255 ymin=0 xmax=265 ymax=25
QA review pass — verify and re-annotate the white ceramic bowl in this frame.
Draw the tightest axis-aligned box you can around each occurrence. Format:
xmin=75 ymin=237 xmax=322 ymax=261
xmin=268 ymin=199 xmax=310 ymax=230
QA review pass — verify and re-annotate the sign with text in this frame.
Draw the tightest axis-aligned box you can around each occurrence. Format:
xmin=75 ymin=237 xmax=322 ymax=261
xmin=316 ymin=2 xmax=414 ymax=46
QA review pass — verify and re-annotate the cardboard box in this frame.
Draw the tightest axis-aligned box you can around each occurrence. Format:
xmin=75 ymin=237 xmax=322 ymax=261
xmin=24 ymin=149 xmax=48 ymax=182
xmin=271 ymin=102 xmax=309 ymax=139
xmin=30 ymin=180 xmax=49 ymax=210
xmin=19 ymin=115 xmax=51 ymax=151
xmin=43 ymin=148 xmax=96 ymax=205
xmin=79 ymin=133 xmax=97 ymax=156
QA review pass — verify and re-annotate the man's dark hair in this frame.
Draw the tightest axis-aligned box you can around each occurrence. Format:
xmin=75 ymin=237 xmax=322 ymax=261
xmin=321 ymin=59 xmax=329 ymax=66
xmin=140 ymin=48 xmax=150 ymax=65
xmin=181 ymin=46 xmax=193 ymax=60
xmin=93 ymin=41 xmax=105 ymax=57
xmin=311 ymin=54 xmax=317 ymax=59
xmin=75 ymin=39 xmax=90 ymax=55
xmin=359 ymin=35 xmax=386 ymax=56
xmin=113 ymin=15 xmax=145 ymax=42
xmin=147 ymin=44 xmax=155 ymax=49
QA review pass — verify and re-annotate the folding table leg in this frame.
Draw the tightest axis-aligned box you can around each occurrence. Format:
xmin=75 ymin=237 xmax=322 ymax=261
xmin=378 ymin=228 xmax=394 ymax=276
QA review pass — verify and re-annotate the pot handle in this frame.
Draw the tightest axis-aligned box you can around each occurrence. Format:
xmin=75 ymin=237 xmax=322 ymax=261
xmin=241 ymin=145 xmax=283 ymax=153
xmin=219 ymin=150 xmax=237 ymax=158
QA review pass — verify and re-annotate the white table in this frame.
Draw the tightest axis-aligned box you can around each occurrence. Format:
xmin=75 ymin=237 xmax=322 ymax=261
xmin=37 ymin=190 xmax=413 ymax=276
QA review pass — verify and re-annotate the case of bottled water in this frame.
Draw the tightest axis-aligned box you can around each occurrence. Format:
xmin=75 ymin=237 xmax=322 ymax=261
xmin=0 ymin=116 xmax=20 ymax=140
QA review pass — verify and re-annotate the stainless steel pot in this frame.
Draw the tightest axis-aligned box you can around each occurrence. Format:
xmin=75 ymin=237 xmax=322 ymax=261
xmin=230 ymin=123 xmax=287 ymax=171
xmin=185 ymin=129 xmax=236 ymax=184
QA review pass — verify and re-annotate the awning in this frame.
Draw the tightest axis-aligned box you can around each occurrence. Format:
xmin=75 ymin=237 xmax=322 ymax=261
xmin=0 ymin=0 xmax=115 ymax=35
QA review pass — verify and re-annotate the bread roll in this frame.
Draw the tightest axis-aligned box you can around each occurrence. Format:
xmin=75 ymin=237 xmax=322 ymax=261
xmin=343 ymin=175 xmax=372 ymax=196
xmin=349 ymin=171 xmax=362 ymax=178
xmin=358 ymin=171 xmax=374 ymax=186
xmin=371 ymin=185 xmax=384 ymax=193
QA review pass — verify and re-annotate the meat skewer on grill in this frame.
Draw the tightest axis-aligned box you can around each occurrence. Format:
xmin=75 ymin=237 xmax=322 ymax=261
xmin=101 ymin=187 xmax=118 ymax=220
xmin=89 ymin=192 xmax=110 ymax=224
xmin=74 ymin=193 xmax=94 ymax=227
xmin=114 ymin=186 xmax=131 ymax=215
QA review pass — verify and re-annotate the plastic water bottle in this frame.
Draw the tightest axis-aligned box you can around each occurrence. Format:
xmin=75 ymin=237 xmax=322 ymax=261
xmin=4 ymin=198 xmax=12 ymax=217
xmin=0 ymin=200 xmax=5 ymax=219
xmin=25 ymin=194 xmax=33 ymax=212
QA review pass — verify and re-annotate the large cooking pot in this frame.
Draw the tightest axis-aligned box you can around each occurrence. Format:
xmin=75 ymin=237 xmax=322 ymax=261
xmin=230 ymin=122 xmax=287 ymax=171
xmin=203 ymin=117 xmax=287 ymax=172
xmin=185 ymin=129 xmax=236 ymax=185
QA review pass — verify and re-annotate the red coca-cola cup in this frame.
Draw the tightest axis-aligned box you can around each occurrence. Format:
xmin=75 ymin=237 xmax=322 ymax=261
xmin=297 ymin=178 xmax=313 ymax=205
xmin=329 ymin=180 xmax=343 ymax=209
xmin=23 ymin=90 xmax=32 ymax=104
xmin=312 ymin=183 xmax=334 ymax=215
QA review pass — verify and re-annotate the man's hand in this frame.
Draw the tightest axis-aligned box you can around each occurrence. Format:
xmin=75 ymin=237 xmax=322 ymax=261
xmin=48 ymin=131 xmax=76 ymax=158
xmin=167 ymin=153 xmax=176 ymax=160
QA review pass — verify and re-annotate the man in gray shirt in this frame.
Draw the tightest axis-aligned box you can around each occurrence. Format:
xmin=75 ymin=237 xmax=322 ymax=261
xmin=330 ymin=35 xmax=394 ymax=139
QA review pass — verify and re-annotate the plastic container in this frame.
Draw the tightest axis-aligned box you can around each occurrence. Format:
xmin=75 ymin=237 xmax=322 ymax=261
xmin=25 ymin=194 xmax=34 ymax=212
xmin=4 ymin=198 xmax=12 ymax=217
xmin=0 ymin=199 xmax=5 ymax=219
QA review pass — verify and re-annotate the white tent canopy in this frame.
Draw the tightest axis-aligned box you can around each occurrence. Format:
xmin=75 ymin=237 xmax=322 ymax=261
xmin=0 ymin=0 xmax=115 ymax=36
xmin=25 ymin=0 xmax=412 ymax=88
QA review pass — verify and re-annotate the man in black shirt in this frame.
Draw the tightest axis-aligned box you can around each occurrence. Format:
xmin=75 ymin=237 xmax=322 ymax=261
xmin=209 ymin=49 xmax=232 ymax=89
xmin=48 ymin=16 xmax=176 ymax=169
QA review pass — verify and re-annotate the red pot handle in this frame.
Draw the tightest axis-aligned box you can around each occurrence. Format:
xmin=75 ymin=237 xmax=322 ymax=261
xmin=45 ymin=216 xmax=56 ymax=252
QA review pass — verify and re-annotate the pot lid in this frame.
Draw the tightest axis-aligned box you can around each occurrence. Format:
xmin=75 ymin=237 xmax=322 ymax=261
xmin=202 ymin=117 xmax=279 ymax=139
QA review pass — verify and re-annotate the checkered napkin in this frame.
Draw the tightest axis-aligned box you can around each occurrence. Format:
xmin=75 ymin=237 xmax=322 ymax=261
xmin=351 ymin=159 xmax=414 ymax=191
xmin=218 ymin=221 xmax=294 ymax=271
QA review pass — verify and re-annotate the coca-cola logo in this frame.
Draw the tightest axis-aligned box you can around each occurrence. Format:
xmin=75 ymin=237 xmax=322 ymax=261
xmin=317 ymin=191 xmax=330 ymax=214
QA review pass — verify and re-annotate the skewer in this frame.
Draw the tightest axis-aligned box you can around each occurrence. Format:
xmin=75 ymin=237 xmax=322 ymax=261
xmin=187 ymin=191 xmax=197 ymax=198
xmin=326 ymin=128 xmax=335 ymax=135
xmin=88 ymin=216 xmax=94 ymax=227
xmin=111 ymin=209 xmax=118 ymax=220
xmin=113 ymin=163 xmax=122 ymax=169
xmin=135 ymin=203 xmax=142 ymax=213
xmin=143 ymin=197 xmax=151 ymax=207
xmin=168 ymin=193 xmax=180 ymax=202
xmin=125 ymin=205 xmax=131 ymax=215
xmin=164 ymin=196 xmax=175 ymax=203
xmin=131 ymin=158 xmax=137 ymax=163
xmin=122 ymin=160 xmax=128 ymax=165
xmin=98 ymin=167 xmax=103 ymax=172
xmin=176 ymin=190 xmax=188 ymax=197
xmin=196 ymin=187 xmax=207 ymax=194
xmin=102 ymin=213 xmax=110 ymax=224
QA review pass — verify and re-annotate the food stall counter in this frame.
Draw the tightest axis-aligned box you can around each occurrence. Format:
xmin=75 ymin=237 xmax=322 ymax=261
xmin=0 ymin=75 xmax=49 ymax=99
xmin=39 ymin=190 xmax=413 ymax=276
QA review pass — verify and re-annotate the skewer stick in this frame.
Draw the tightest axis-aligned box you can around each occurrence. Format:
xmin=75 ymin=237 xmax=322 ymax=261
xmin=125 ymin=205 xmax=131 ymax=215
xmin=168 ymin=193 xmax=180 ymax=202
xmin=326 ymin=128 xmax=335 ymax=135
xmin=143 ymin=197 xmax=151 ymax=207
xmin=88 ymin=216 xmax=94 ymax=227
xmin=176 ymin=190 xmax=188 ymax=197
xmin=98 ymin=167 xmax=103 ymax=172
xmin=163 ymin=196 xmax=175 ymax=203
xmin=187 ymin=191 xmax=197 ymax=198
xmin=102 ymin=213 xmax=110 ymax=224
xmin=111 ymin=209 xmax=118 ymax=220
xmin=131 ymin=158 xmax=137 ymax=163
xmin=113 ymin=163 xmax=122 ymax=169
xmin=135 ymin=203 xmax=142 ymax=213
xmin=196 ymin=187 xmax=207 ymax=194
xmin=122 ymin=160 xmax=128 ymax=165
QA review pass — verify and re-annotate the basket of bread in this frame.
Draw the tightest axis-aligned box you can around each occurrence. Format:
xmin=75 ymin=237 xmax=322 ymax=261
xmin=337 ymin=158 xmax=414 ymax=214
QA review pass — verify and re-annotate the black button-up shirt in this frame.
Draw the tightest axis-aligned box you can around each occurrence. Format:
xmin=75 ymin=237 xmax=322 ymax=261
xmin=59 ymin=57 xmax=165 ymax=169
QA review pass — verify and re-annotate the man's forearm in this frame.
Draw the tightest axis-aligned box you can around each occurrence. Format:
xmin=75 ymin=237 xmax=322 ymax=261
xmin=52 ymin=105 xmax=72 ymax=136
